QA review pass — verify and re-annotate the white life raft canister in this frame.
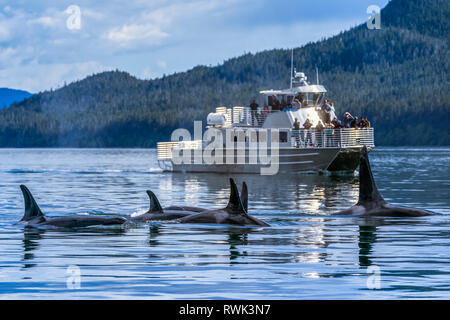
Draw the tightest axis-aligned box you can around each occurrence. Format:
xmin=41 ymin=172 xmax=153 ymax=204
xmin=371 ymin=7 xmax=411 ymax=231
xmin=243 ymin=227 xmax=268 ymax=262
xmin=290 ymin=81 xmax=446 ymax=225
xmin=207 ymin=113 xmax=227 ymax=126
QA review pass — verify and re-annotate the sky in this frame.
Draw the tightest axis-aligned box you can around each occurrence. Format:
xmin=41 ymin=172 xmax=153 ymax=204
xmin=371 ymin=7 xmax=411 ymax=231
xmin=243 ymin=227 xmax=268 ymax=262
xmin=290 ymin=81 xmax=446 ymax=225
xmin=0 ymin=0 xmax=389 ymax=93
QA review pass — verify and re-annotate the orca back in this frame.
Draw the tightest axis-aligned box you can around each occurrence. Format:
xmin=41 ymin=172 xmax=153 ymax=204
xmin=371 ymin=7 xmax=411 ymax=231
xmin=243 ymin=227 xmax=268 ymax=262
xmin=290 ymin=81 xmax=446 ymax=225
xmin=226 ymin=178 xmax=246 ymax=214
xmin=146 ymin=190 xmax=164 ymax=213
xmin=358 ymin=146 xmax=386 ymax=206
xmin=241 ymin=182 xmax=248 ymax=213
xmin=19 ymin=185 xmax=45 ymax=222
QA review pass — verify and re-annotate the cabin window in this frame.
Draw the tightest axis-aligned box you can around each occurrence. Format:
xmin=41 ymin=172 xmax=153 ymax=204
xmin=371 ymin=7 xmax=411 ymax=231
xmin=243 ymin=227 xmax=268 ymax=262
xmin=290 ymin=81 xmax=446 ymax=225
xmin=314 ymin=93 xmax=324 ymax=107
xmin=295 ymin=94 xmax=305 ymax=107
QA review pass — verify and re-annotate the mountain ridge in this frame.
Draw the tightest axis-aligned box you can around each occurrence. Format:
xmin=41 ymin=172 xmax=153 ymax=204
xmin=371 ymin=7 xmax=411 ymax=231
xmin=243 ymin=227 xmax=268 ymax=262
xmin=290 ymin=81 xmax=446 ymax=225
xmin=0 ymin=88 xmax=33 ymax=109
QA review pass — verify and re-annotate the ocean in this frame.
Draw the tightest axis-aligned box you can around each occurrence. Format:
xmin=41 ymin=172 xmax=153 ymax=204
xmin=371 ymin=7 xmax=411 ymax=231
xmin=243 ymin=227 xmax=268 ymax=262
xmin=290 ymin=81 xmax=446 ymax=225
xmin=0 ymin=147 xmax=449 ymax=299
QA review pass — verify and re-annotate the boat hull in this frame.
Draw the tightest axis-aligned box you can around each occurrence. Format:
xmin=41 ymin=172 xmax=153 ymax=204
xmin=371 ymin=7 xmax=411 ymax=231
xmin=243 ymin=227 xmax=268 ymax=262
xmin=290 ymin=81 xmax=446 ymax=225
xmin=169 ymin=148 xmax=340 ymax=174
xmin=327 ymin=147 xmax=372 ymax=172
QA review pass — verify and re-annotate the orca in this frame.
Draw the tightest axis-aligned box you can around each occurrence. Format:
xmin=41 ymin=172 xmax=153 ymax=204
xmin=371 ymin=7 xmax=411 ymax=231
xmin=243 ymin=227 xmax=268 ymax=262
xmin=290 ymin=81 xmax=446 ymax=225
xmin=178 ymin=178 xmax=269 ymax=226
xmin=335 ymin=147 xmax=435 ymax=217
xmin=17 ymin=185 xmax=127 ymax=228
xmin=163 ymin=205 xmax=206 ymax=214
xmin=130 ymin=190 xmax=200 ymax=222
xmin=164 ymin=181 xmax=248 ymax=214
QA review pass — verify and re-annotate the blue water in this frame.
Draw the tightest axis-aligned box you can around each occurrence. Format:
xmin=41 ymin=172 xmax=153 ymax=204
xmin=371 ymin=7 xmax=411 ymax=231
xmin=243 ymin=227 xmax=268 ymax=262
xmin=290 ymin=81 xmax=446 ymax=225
xmin=0 ymin=148 xmax=449 ymax=299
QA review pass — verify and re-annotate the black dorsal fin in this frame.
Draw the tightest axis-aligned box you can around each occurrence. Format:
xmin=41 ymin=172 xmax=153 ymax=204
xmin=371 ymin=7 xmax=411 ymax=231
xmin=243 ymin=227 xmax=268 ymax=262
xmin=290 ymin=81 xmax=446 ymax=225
xmin=20 ymin=185 xmax=45 ymax=221
xmin=146 ymin=190 xmax=164 ymax=213
xmin=241 ymin=182 xmax=248 ymax=214
xmin=358 ymin=146 xmax=386 ymax=205
xmin=226 ymin=178 xmax=245 ymax=214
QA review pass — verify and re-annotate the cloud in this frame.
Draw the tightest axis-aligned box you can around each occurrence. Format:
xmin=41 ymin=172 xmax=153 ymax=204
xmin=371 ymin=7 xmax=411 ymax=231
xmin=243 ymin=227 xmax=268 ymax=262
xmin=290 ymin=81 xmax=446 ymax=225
xmin=0 ymin=60 xmax=111 ymax=93
xmin=157 ymin=60 xmax=167 ymax=70
xmin=0 ymin=24 xmax=10 ymax=42
xmin=106 ymin=23 xmax=169 ymax=45
xmin=29 ymin=16 xmax=57 ymax=27
xmin=0 ymin=0 xmax=390 ymax=92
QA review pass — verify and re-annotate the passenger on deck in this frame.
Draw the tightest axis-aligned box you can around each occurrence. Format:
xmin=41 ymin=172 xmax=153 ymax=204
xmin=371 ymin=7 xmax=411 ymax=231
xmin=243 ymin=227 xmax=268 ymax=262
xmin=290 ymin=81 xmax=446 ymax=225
xmin=303 ymin=118 xmax=312 ymax=130
xmin=321 ymin=100 xmax=331 ymax=112
xmin=249 ymin=99 xmax=259 ymax=126
xmin=350 ymin=117 xmax=359 ymax=128
xmin=319 ymin=100 xmax=331 ymax=123
xmin=359 ymin=117 xmax=371 ymax=128
xmin=329 ymin=102 xmax=335 ymax=113
xmin=296 ymin=94 xmax=304 ymax=107
xmin=315 ymin=121 xmax=324 ymax=147
xmin=316 ymin=121 xmax=324 ymax=130
xmin=303 ymin=118 xmax=313 ymax=146
xmin=292 ymin=98 xmax=302 ymax=110
xmin=332 ymin=116 xmax=342 ymax=129
xmin=324 ymin=120 xmax=335 ymax=147
xmin=324 ymin=108 xmax=332 ymax=124
xmin=342 ymin=112 xmax=355 ymax=128
xmin=293 ymin=118 xmax=300 ymax=130
xmin=264 ymin=105 xmax=270 ymax=114
xmin=293 ymin=118 xmax=301 ymax=148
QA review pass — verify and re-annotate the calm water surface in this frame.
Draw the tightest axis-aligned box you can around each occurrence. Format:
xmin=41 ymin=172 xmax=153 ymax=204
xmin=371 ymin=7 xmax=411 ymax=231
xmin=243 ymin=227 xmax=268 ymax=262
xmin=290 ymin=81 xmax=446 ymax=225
xmin=0 ymin=148 xmax=449 ymax=299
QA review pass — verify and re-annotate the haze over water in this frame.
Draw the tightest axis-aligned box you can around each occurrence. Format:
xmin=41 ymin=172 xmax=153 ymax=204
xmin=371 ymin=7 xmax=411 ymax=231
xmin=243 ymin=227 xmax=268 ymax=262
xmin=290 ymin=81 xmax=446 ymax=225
xmin=0 ymin=148 xmax=449 ymax=299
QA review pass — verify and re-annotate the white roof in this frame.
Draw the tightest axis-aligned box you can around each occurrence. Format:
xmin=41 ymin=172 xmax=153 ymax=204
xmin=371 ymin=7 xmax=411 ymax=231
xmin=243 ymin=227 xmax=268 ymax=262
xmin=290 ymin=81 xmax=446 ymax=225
xmin=260 ymin=84 xmax=327 ymax=95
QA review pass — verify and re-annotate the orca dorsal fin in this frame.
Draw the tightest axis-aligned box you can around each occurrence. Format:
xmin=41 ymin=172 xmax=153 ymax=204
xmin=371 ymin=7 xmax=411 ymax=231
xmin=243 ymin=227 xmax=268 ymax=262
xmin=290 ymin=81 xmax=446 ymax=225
xmin=20 ymin=185 xmax=45 ymax=222
xmin=226 ymin=178 xmax=245 ymax=214
xmin=358 ymin=146 xmax=386 ymax=205
xmin=146 ymin=190 xmax=164 ymax=213
xmin=241 ymin=182 xmax=248 ymax=214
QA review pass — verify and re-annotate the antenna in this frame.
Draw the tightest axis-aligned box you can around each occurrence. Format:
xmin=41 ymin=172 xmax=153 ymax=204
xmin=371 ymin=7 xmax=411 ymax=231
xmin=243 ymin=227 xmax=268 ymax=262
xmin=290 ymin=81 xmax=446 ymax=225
xmin=290 ymin=49 xmax=294 ymax=89
xmin=316 ymin=66 xmax=319 ymax=85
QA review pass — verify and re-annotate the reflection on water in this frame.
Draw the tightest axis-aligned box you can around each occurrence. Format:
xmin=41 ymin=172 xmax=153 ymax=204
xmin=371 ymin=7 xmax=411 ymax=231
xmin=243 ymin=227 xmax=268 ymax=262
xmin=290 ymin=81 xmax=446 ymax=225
xmin=0 ymin=148 xmax=449 ymax=299
xmin=358 ymin=225 xmax=377 ymax=268
xmin=22 ymin=228 xmax=44 ymax=270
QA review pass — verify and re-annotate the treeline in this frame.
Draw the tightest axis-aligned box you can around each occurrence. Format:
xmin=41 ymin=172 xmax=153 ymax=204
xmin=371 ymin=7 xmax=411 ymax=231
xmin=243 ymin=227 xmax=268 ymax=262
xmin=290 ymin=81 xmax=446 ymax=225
xmin=0 ymin=0 xmax=448 ymax=147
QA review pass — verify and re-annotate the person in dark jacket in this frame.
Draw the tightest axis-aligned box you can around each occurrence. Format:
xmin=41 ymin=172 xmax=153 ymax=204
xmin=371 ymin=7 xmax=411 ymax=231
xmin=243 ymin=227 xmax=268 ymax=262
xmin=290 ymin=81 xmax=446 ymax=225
xmin=271 ymin=95 xmax=280 ymax=111
xmin=249 ymin=99 xmax=259 ymax=126
xmin=342 ymin=112 xmax=354 ymax=128
xmin=332 ymin=116 xmax=342 ymax=129
xmin=315 ymin=121 xmax=324 ymax=147
xmin=293 ymin=118 xmax=301 ymax=147
xmin=359 ymin=117 xmax=371 ymax=128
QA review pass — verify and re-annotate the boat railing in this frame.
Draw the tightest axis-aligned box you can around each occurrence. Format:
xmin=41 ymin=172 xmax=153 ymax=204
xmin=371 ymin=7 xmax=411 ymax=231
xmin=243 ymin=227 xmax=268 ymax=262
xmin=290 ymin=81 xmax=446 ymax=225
xmin=157 ymin=140 xmax=203 ymax=160
xmin=290 ymin=128 xmax=374 ymax=149
xmin=157 ymin=128 xmax=374 ymax=163
xmin=231 ymin=106 xmax=319 ymax=127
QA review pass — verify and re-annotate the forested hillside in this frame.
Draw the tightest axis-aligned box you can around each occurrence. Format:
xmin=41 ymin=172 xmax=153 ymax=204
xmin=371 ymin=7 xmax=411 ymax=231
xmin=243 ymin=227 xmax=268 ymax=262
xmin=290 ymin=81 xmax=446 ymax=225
xmin=0 ymin=0 xmax=448 ymax=147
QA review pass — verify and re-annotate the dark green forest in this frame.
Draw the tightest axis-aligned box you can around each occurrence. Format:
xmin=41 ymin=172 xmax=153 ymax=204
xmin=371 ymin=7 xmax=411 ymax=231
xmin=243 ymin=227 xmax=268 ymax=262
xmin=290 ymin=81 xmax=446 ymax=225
xmin=0 ymin=0 xmax=449 ymax=147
